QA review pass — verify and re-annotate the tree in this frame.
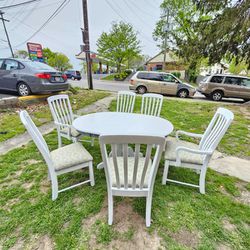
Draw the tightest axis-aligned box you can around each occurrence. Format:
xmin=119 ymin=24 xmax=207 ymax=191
xmin=43 ymin=48 xmax=56 ymax=62
xmin=48 ymin=53 xmax=72 ymax=72
xmin=97 ymin=21 xmax=141 ymax=72
xmin=154 ymin=0 xmax=250 ymax=79
xmin=14 ymin=50 xmax=28 ymax=59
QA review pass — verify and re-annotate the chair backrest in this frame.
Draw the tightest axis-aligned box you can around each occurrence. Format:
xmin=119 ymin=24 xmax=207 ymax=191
xmin=19 ymin=110 xmax=52 ymax=165
xmin=99 ymin=135 xmax=165 ymax=191
xmin=47 ymin=94 xmax=74 ymax=128
xmin=116 ymin=91 xmax=136 ymax=113
xmin=141 ymin=93 xmax=163 ymax=117
xmin=199 ymin=107 xmax=234 ymax=152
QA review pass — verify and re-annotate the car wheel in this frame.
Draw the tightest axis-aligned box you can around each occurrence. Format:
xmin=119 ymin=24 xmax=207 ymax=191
xmin=211 ymin=90 xmax=223 ymax=101
xmin=177 ymin=89 xmax=189 ymax=98
xmin=137 ymin=86 xmax=147 ymax=94
xmin=17 ymin=82 xmax=31 ymax=96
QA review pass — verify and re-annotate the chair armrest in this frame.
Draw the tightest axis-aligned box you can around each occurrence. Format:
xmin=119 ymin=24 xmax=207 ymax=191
xmin=176 ymin=146 xmax=212 ymax=166
xmin=176 ymin=130 xmax=203 ymax=141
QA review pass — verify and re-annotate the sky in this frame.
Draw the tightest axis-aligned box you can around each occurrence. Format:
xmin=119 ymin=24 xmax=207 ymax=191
xmin=0 ymin=0 xmax=162 ymax=69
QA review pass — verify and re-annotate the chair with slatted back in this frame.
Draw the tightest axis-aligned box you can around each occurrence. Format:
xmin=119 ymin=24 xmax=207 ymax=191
xmin=141 ymin=93 xmax=163 ymax=117
xmin=162 ymin=107 xmax=234 ymax=194
xmin=19 ymin=110 xmax=95 ymax=201
xmin=100 ymin=134 xmax=165 ymax=227
xmin=117 ymin=91 xmax=136 ymax=113
xmin=47 ymin=94 xmax=94 ymax=148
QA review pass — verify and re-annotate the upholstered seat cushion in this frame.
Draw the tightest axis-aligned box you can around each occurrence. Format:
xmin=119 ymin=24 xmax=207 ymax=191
xmin=164 ymin=140 xmax=203 ymax=165
xmin=51 ymin=142 xmax=93 ymax=170
xmin=61 ymin=126 xmax=81 ymax=137
xmin=107 ymin=157 xmax=152 ymax=188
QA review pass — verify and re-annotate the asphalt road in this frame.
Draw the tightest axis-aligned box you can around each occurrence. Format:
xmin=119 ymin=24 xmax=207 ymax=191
xmin=69 ymin=78 xmax=245 ymax=104
xmin=0 ymin=78 xmax=245 ymax=104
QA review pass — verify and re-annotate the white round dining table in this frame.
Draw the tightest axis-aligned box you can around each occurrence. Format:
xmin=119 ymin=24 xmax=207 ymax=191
xmin=73 ymin=112 xmax=174 ymax=137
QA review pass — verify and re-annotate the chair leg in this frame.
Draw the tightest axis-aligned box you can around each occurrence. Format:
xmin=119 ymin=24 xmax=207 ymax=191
xmin=51 ymin=174 xmax=59 ymax=201
xmin=58 ymin=133 xmax=62 ymax=148
xmin=108 ymin=193 xmax=113 ymax=225
xmin=162 ymin=160 xmax=170 ymax=185
xmin=88 ymin=162 xmax=95 ymax=186
xmin=146 ymin=194 xmax=153 ymax=227
xmin=199 ymin=167 xmax=207 ymax=194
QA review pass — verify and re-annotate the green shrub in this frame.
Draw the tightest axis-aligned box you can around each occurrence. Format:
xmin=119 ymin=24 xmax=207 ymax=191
xmin=171 ymin=71 xmax=181 ymax=78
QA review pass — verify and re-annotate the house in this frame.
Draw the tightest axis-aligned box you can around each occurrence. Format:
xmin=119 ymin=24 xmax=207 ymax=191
xmin=199 ymin=62 xmax=229 ymax=76
xmin=145 ymin=51 xmax=186 ymax=79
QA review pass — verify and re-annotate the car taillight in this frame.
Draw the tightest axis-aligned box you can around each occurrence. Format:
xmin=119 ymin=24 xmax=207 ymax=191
xmin=62 ymin=74 xmax=67 ymax=80
xmin=35 ymin=73 xmax=51 ymax=79
xmin=130 ymin=79 xmax=135 ymax=85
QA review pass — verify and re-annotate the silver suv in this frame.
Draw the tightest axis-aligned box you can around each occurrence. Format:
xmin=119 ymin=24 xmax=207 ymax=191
xmin=198 ymin=74 xmax=250 ymax=102
xmin=129 ymin=71 xmax=196 ymax=98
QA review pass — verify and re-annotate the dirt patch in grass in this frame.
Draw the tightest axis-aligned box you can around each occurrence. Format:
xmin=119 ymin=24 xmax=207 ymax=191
xmin=222 ymin=219 xmax=236 ymax=232
xmin=22 ymin=182 xmax=34 ymax=190
xmin=26 ymin=235 xmax=54 ymax=250
xmin=217 ymin=243 xmax=232 ymax=250
xmin=9 ymin=238 xmax=25 ymax=250
xmin=170 ymin=229 xmax=200 ymax=249
xmin=235 ymin=190 xmax=250 ymax=205
xmin=40 ymin=179 xmax=50 ymax=194
xmin=80 ymin=198 xmax=162 ymax=249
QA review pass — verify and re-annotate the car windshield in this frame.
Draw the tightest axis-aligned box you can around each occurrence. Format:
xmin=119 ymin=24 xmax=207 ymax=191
xmin=25 ymin=61 xmax=56 ymax=71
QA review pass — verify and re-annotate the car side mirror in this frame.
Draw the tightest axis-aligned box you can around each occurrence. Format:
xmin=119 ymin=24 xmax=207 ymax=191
xmin=174 ymin=79 xmax=179 ymax=83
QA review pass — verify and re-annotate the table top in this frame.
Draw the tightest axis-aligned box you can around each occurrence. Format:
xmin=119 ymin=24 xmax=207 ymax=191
xmin=73 ymin=112 xmax=174 ymax=137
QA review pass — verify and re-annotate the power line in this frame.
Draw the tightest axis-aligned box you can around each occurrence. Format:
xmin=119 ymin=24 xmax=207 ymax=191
xmin=0 ymin=0 xmax=42 ymax=10
xmin=12 ymin=0 xmax=71 ymax=48
xmin=105 ymin=0 xmax=155 ymax=45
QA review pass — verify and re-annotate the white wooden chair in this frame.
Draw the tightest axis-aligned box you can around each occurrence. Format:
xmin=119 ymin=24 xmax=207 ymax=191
xmin=162 ymin=107 xmax=234 ymax=194
xmin=100 ymin=134 xmax=165 ymax=227
xmin=47 ymin=94 xmax=94 ymax=148
xmin=141 ymin=93 xmax=163 ymax=117
xmin=19 ymin=110 xmax=95 ymax=201
xmin=117 ymin=91 xmax=136 ymax=113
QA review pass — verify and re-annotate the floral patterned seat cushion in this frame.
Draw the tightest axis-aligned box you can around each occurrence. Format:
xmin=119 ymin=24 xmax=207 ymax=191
xmin=51 ymin=142 xmax=93 ymax=170
xmin=164 ymin=140 xmax=203 ymax=165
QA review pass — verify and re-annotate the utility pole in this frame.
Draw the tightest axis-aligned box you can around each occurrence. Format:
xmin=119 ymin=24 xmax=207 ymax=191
xmin=81 ymin=0 xmax=93 ymax=90
xmin=0 ymin=11 xmax=14 ymax=58
xmin=162 ymin=8 xmax=170 ymax=71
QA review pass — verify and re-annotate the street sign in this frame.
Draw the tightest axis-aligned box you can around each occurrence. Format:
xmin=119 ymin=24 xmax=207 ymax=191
xmin=27 ymin=42 xmax=44 ymax=62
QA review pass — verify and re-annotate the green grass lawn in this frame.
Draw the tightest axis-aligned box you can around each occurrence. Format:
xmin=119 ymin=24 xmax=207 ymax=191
xmin=0 ymin=132 xmax=249 ymax=249
xmin=0 ymin=96 xmax=249 ymax=249
xmin=0 ymin=90 xmax=109 ymax=143
xmin=101 ymin=74 xmax=115 ymax=81
xmin=110 ymin=98 xmax=250 ymax=159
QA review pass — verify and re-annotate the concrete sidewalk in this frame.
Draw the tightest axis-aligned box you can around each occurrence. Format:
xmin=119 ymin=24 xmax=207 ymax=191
xmin=0 ymin=95 xmax=115 ymax=155
xmin=0 ymin=94 xmax=249 ymax=182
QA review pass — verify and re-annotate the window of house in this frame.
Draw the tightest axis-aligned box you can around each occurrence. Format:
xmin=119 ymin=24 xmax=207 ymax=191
xmin=210 ymin=76 xmax=223 ymax=83
xmin=156 ymin=64 xmax=163 ymax=71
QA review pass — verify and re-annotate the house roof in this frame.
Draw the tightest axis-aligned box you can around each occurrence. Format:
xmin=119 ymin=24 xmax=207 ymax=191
xmin=145 ymin=51 xmax=180 ymax=64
